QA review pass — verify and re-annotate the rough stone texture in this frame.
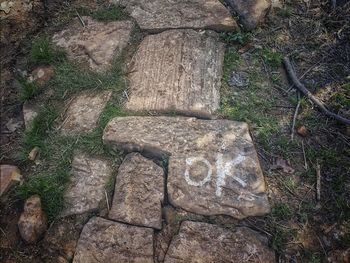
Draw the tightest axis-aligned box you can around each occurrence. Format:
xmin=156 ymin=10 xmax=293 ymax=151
xmin=103 ymin=116 xmax=270 ymax=219
xmin=164 ymin=221 xmax=275 ymax=263
xmin=108 ymin=153 xmax=164 ymax=229
xmin=22 ymin=102 xmax=39 ymax=130
xmin=0 ymin=165 xmax=21 ymax=196
xmin=126 ymin=30 xmax=224 ymax=116
xmin=62 ymin=153 xmax=113 ymax=216
xmin=116 ymin=0 xmax=237 ymax=32
xmin=18 ymin=195 xmax=48 ymax=244
xmin=225 ymin=0 xmax=271 ymax=30
xmin=52 ymin=17 xmax=133 ymax=72
xmin=60 ymin=91 xmax=112 ymax=134
xmin=72 ymin=217 xmax=154 ymax=263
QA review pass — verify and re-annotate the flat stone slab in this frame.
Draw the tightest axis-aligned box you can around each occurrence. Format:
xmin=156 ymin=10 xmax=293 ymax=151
xmin=117 ymin=0 xmax=237 ymax=32
xmin=62 ymin=153 xmax=113 ymax=216
xmin=126 ymin=30 xmax=224 ymax=116
xmin=73 ymin=217 xmax=154 ymax=263
xmin=103 ymin=116 xmax=270 ymax=219
xmin=164 ymin=221 xmax=275 ymax=263
xmin=108 ymin=153 xmax=164 ymax=230
xmin=61 ymin=91 xmax=112 ymax=134
xmin=52 ymin=17 xmax=133 ymax=72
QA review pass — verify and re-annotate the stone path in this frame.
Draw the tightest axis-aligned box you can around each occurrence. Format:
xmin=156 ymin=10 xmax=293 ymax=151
xmin=51 ymin=0 xmax=275 ymax=262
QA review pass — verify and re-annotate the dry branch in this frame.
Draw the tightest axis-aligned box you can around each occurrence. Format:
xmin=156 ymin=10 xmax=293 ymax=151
xmin=283 ymin=57 xmax=350 ymax=126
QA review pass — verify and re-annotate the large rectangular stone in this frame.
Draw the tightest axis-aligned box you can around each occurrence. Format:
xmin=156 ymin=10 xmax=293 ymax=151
xmin=103 ymin=116 xmax=270 ymax=219
xmin=125 ymin=30 xmax=224 ymax=117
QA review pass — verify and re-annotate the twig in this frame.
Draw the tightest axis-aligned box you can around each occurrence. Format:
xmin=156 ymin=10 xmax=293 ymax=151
xmin=105 ymin=190 xmax=110 ymax=211
xmin=291 ymin=92 xmax=301 ymax=141
xmin=316 ymin=162 xmax=321 ymax=203
xmin=283 ymin=57 xmax=350 ymax=125
xmin=301 ymin=141 xmax=308 ymax=170
xmin=76 ymin=10 xmax=85 ymax=27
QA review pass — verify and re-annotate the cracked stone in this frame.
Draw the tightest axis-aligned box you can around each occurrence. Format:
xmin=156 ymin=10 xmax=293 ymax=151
xmin=103 ymin=116 xmax=270 ymax=219
xmin=62 ymin=153 xmax=113 ymax=216
xmin=72 ymin=217 xmax=154 ymax=263
xmin=52 ymin=17 xmax=133 ymax=72
xmin=108 ymin=153 xmax=165 ymax=230
xmin=60 ymin=91 xmax=112 ymax=134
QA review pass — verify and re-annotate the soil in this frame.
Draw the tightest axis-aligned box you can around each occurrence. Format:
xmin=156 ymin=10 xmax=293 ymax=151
xmin=0 ymin=0 xmax=349 ymax=262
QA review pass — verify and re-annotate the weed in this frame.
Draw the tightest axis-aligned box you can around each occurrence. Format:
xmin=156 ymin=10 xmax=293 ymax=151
xmin=105 ymin=174 xmax=116 ymax=195
xmin=222 ymin=47 xmax=241 ymax=83
xmin=21 ymin=106 xmax=58 ymax=157
xmin=18 ymin=78 xmax=41 ymax=101
xmin=303 ymin=249 xmax=321 ymax=263
xmin=276 ymin=7 xmax=293 ymax=18
xmin=92 ymin=5 xmax=127 ymax=21
xmin=30 ymin=37 xmax=65 ymax=65
xmin=220 ymin=31 xmax=253 ymax=45
xmin=271 ymin=226 xmax=297 ymax=253
xmin=257 ymin=48 xmax=283 ymax=68
xmin=272 ymin=203 xmax=292 ymax=221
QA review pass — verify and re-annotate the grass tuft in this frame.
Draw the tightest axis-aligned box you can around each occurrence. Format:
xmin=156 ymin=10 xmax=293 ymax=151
xmin=92 ymin=5 xmax=127 ymax=21
xmin=18 ymin=78 xmax=41 ymax=101
xmin=30 ymin=37 xmax=66 ymax=65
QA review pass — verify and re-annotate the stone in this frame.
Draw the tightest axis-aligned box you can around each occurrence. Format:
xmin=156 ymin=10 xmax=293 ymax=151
xmin=297 ymin=125 xmax=308 ymax=137
xmin=52 ymin=17 xmax=133 ymax=72
xmin=62 ymin=153 xmax=113 ymax=216
xmin=117 ymin=0 xmax=237 ymax=33
xmin=72 ymin=217 xmax=154 ymax=263
xmin=60 ymin=91 xmax=112 ymax=134
xmin=18 ymin=195 xmax=48 ymax=244
xmin=108 ymin=153 xmax=164 ymax=229
xmin=103 ymin=116 xmax=270 ymax=219
xmin=28 ymin=147 xmax=39 ymax=161
xmin=126 ymin=30 xmax=224 ymax=116
xmin=225 ymin=0 xmax=271 ymax=30
xmin=23 ymin=101 xmax=39 ymax=130
xmin=28 ymin=66 xmax=55 ymax=86
xmin=164 ymin=221 xmax=275 ymax=263
xmin=0 ymin=165 xmax=22 ymax=196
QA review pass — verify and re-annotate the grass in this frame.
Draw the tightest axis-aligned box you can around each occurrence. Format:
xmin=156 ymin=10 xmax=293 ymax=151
xmin=76 ymin=5 xmax=128 ymax=22
xmin=18 ymin=78 xmax=41 ymax=101
xmin=16 ymin=23 xmax=134 ymax=221
xmin=272 ymin=203 xmax=292 ymax=221
xmin=30 ymin=37 xmax=65 ymax=65
xmin=256 ymin=48 xmax=283 ymax=68
xmin=220 ymin=31 xmax=253 ymax=45
xmin=92 ymin=5 xmax=127 ymax=21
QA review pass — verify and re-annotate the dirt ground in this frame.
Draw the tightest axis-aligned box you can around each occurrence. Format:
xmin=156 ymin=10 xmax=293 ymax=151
xmin=0 ymin=0 xmax=349 ymax=262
